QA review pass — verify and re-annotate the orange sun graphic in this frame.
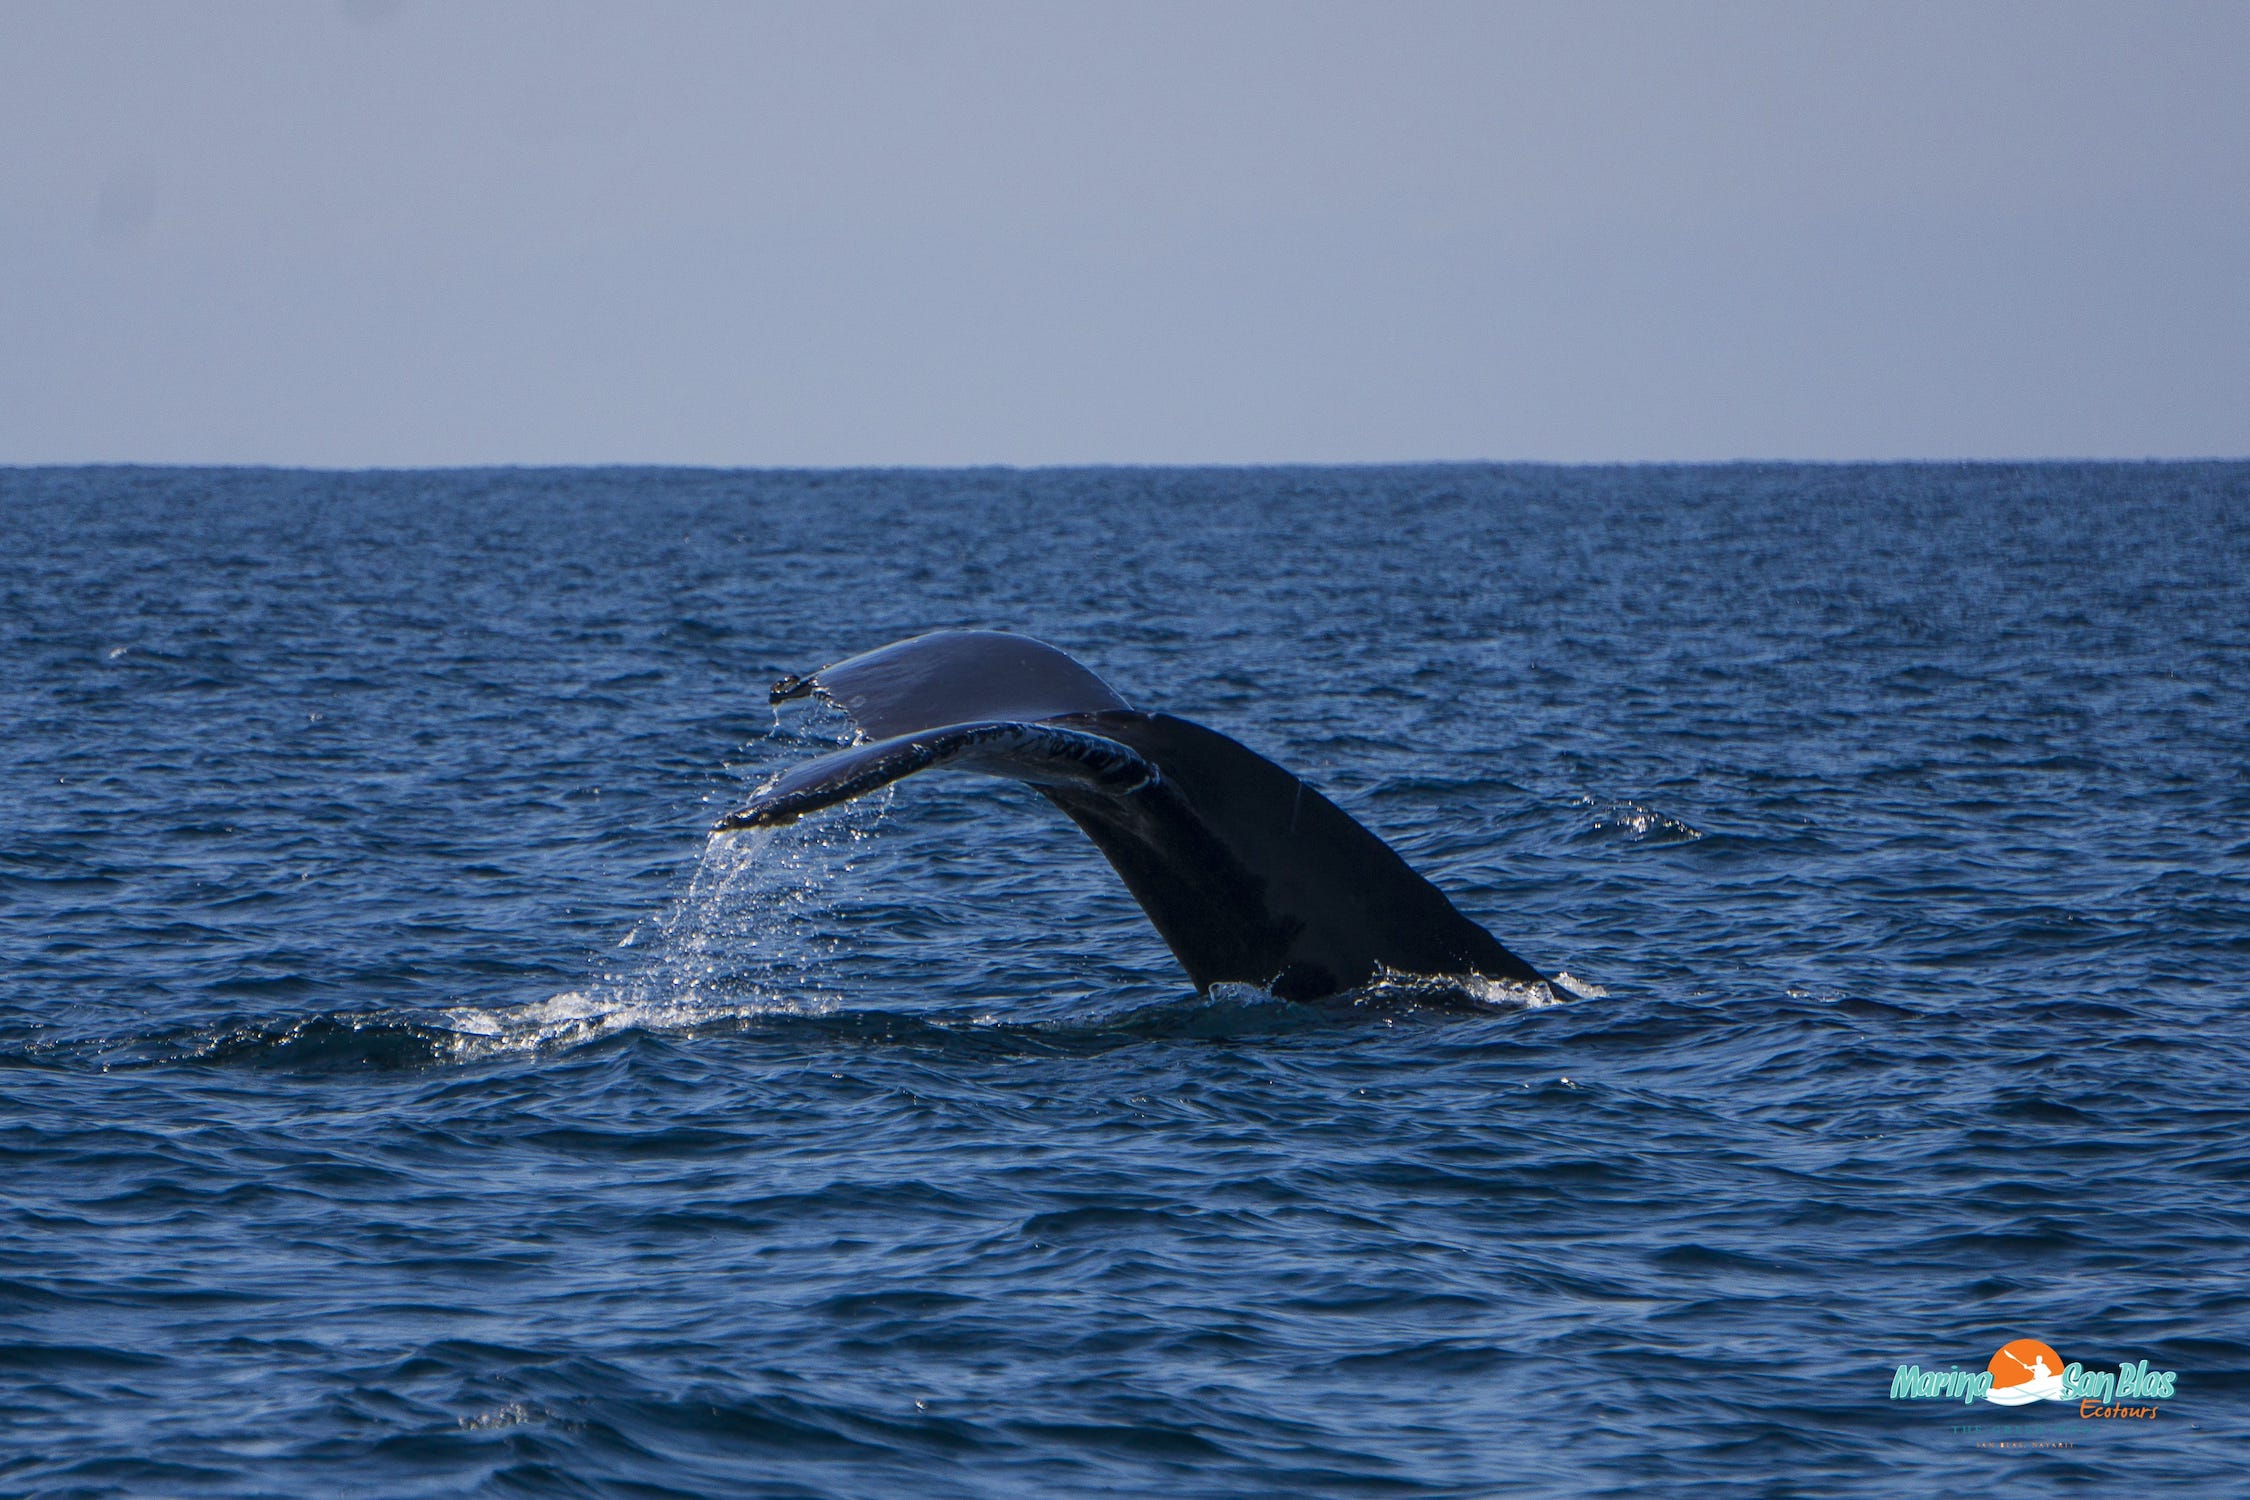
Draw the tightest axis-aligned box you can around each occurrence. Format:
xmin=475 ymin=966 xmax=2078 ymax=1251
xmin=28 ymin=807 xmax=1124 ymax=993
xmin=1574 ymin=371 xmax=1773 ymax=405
xmin=1986 ymin=1338 xmax=2068 ymax=1404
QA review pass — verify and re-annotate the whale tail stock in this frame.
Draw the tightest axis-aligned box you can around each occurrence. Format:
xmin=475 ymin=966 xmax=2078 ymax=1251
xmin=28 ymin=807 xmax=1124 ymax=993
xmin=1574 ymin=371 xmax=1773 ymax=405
xmin=720 ymin=631 xmax=1552 ymax=1003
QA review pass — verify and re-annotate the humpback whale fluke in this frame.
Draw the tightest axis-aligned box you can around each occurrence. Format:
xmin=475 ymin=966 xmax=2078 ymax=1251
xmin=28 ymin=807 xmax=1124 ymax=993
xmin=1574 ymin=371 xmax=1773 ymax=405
xmin=720 ymin=631 xmax=1554 ymax=1004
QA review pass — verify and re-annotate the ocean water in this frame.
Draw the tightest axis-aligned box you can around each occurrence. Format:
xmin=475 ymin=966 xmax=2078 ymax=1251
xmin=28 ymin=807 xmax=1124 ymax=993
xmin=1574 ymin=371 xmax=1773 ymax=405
xmin=2 ymin=462 xmax=2245 ymax=1496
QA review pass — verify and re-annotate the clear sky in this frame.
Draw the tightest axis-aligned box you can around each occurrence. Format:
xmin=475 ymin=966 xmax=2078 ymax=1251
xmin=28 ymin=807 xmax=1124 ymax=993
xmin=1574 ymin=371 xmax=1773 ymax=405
xmin=3 ymin=0 xmax=2245 ymax=466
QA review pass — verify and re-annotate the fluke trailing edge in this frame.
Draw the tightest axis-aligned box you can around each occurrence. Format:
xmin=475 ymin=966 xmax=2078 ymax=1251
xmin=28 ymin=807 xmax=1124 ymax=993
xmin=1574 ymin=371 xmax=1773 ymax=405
xmin=718 ymin=631 xmax=1555 ymax=1004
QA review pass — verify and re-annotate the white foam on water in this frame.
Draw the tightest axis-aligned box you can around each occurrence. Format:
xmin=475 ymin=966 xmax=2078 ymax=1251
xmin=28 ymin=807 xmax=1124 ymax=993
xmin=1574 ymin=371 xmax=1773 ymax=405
xmin=1460 ymin=973 xmax=1571 ymax=1009
xmin=435 ymin=985 xmax=836 ymax=1061
xmin=1346 ymin=966 xmax=1586 ymax=1011
xmin=1581 ymin=795 xmax=1704 ymax=845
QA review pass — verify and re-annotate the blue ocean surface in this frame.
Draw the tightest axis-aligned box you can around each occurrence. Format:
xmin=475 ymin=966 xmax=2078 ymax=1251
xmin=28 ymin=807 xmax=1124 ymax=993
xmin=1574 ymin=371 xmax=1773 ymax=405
xmin=2 ymin=463 xmax=2245 ymax=1496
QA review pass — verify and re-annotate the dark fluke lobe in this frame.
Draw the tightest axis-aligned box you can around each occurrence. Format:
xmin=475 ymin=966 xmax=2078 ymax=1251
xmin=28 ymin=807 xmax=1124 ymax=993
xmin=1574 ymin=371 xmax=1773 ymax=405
xmin=722 ymin=631 xmax=1552 ymax=1002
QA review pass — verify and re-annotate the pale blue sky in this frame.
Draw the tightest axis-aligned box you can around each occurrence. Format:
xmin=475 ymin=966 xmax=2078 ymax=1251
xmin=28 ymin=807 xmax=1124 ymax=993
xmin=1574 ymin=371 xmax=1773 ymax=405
xmin=3 ymin=1 xmax=2245 ymax=465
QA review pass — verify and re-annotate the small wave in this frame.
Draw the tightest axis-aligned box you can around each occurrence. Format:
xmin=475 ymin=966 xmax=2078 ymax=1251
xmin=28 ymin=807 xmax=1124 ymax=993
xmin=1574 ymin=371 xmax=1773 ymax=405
xmin=437 ymin=989 xmax=831 ymax=1060
xmin=1083 ymin=986 xmax=1341 ymax=1040
xmin=458 ymin=1400 xmax=570 ymax=1432
xmin=1086 ymin=968 xmax=1581 ymax=1036
xmin=9 ymin=1011 xmax=465 ymax=1074
xmin=1578 ymin=797 xmax=1705 ymax=845
xmin=5 ymin=994 xmax=853 ymax=1074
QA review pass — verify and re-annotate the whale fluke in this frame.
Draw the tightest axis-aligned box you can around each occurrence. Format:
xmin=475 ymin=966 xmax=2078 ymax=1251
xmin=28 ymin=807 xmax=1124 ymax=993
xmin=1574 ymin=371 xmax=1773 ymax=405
xmin=724 ymin=631 xmax=1553 ymax=1003
xmin=767 ymin=629 xmax=1129 ymax=735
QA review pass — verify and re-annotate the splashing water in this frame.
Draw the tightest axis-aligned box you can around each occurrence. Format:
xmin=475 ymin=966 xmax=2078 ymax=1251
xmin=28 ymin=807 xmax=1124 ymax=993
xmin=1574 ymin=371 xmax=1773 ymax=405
xmin=439 ymin=784 xmax=892 ymax=1057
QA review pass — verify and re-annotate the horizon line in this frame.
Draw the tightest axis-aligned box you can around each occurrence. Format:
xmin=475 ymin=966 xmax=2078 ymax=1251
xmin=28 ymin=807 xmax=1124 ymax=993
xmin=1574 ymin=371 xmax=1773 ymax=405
xmin=5 ymin=454 xmax=2248 ymax=476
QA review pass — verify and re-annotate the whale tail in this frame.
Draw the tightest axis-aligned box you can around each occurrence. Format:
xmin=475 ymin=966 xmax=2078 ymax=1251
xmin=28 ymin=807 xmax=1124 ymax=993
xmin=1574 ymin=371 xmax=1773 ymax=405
xmin=722 ymin=631 xmax=1552 ymax=1002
